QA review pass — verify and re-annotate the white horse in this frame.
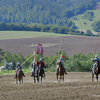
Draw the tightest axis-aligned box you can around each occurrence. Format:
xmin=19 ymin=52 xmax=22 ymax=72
xmin=0 ymin=62 xmax=13 ymax=73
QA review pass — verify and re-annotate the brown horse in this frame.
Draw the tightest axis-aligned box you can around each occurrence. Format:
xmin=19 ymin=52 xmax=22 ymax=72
xmin=16 ymin=69 xmax=23 ymax=84
xmin=56 ymin=60 xmax=65 ymax=82
xmin=32 ymin=63 xmax=44 ymax=83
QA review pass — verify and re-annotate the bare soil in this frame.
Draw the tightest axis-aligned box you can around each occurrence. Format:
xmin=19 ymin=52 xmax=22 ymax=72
xmin=0 ymin=72 xmax=100 ymax=100
xmin=0 ymin=36 xmax=100 ymax=57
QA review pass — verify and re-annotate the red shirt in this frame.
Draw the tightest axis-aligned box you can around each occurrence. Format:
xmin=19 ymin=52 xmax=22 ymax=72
xmin=36 ymin=61 xmax=46 ymax=69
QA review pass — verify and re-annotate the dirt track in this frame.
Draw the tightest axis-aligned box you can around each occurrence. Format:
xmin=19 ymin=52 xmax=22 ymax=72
xmin=0 ymin=72 xmax=100 ymax=100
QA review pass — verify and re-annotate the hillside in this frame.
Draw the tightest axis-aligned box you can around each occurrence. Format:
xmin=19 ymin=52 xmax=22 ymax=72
xmin=71 ymin=9 xmax=100 ymax=32
xmin=0 ymin=0 xmax=99 ymax=28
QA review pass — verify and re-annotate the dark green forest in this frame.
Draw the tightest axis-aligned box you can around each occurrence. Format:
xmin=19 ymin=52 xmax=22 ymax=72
xmin=0 ymin=48 xmax=99 ymax=72
xmin=0 ymin=0 xmax=99 ymax=29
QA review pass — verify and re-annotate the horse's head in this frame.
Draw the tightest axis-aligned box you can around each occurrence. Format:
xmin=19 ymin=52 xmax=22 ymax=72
xmin=57 ymin=60 xmax=63 ymax=66
xmin=8 ymin=62 xmax=13 ymax=66
xmin=39 ymin=63 xmax=43 ymax=70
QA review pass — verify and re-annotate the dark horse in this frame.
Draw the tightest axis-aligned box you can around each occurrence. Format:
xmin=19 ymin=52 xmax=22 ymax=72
xmin=16 ymin=69 xmax=23 ymax=84
xmin=56 ymin=60 xmax=65 ymax=82
xmin=92 ymin=60 xmax=100 ymax=81
xmin=33 ymin=63 xmax=44 ymax=83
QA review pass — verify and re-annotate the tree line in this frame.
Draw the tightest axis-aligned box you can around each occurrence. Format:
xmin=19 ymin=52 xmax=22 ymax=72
xmin=0 ymin=48 xmax=99 ymax=72
xmin=0 ymin=0 xmax=99 ymax=28
xmin=0 ymin=22 xmax=98 ymax=36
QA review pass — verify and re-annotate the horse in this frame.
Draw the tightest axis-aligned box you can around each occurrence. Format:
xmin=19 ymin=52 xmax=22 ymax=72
xmin=56 ymin=60 xmax=65 ymax=82
xmin=37 ymin=63 xmax=44 ymax=83
xmin=32 ymin=63 xmax=44 ymax=83
xmin=92 ymin=65 xmax=100 ymax=81
xmin=16 ymin=69 xmax=23 ymax=84
xmin=32 ymin=63 xmax=37 ymax=83
xmin=0 ymin=62 xmax=13 ymax=73
xmin=92 ymin=60 xmax=100 ymax=81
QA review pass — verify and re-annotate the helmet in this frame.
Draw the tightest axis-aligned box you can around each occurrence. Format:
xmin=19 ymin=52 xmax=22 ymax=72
xmin=39 ymin=58 xmax=42 ymax=61
xmin=17 ymin=62 xmax=20 ymax=65
xmin=5 ymin=62 xmax=7 ymax=64
xmin=60 ymin=57 xmax=62 ymax=60
xmin=95 ymin=55 xmax=98 ymax=58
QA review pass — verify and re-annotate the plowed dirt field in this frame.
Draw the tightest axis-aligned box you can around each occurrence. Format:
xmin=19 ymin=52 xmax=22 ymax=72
xmin=0 ymin=72 xmax=100 ymax=100
xmin=0 ymin=36 xmax=100 ymax=57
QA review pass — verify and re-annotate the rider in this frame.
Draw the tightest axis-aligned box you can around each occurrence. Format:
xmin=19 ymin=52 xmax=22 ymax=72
xmin=92 ymin=55 xmax=100 ymax=74
xmin=31 ymin=58 xmax=36 ymax=77
xmin=15 ymin=62 xmax=25 ymax=78
xmin=92 ymin=63 xmax=96 ymax=74
xmin=5 ymin=60 xmax=10 ymax=70
xmin=36 ymin=58 xmax=46 ymax=77
xmin=56 ymin=57 xmax=68 ymax=75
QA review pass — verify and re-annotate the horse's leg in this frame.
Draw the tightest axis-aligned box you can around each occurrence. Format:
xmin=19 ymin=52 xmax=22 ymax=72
xmin=41 ymin=76 xmax=42 ymax=83
xmin=22 ymin=77 xmax=23 ymax=83
xmin=63 ymin=75 xmax=64 ymax=82
xmin=96 ymin=74 xmax=98 ymax=81
xmin=19 ymin=78 xmax=21 ymax=84
xmin=59 ymin=75 xmax=61 ymax=82
xmin=37 ymin=70 xmax=39 ymax=83
xmin=57 ymin=75 xmax=58 ymax=81
xmin=92 ymin=71 xmax=94 ymax=81
xmin=34 ymin=75 xmax=36 ymax=83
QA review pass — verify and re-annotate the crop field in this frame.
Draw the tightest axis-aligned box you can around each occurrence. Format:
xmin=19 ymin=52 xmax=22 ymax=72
xmin=0 ymin=31 xmax=100 ymax=57
xmin=0 ymin=31 xmax=68 ymax=39
xmin=0 ymin=72 xmax=100 ymax=100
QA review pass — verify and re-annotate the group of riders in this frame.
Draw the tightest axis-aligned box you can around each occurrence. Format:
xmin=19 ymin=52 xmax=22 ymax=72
xmin=4 ymin=54 xmax=100 ymax=78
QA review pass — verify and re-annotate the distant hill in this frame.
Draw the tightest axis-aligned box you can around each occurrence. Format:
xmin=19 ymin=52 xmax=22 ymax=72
xmin=71 ymin=8 xmax=100 ymax=32
xmin=0 ymin=0 xmax=99 ymax=29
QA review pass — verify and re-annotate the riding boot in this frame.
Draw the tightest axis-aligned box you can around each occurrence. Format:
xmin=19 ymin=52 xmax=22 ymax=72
xmin=14 ymin=73 xmax=17 ymax=78
xmin=44 ymin=72 xmax=46 ymax=76
xmin=31 ymin=72 xmax=33 ymax=77
xmin=65 ymin=69 xmax=68 ymax=74
xmin=22 ymin=71 xmax=25 ymax=77
xmin=65 ymin=71 xmax=68 ymax=74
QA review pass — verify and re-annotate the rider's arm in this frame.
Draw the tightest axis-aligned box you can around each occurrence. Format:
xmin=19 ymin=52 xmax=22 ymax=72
xmin=92 ymin=58 xmax=98 ymax=61
xmin=42 ymin=62 xmax=46 ymax=69
xmin=56 ymin=60 xmax=59 ymax=64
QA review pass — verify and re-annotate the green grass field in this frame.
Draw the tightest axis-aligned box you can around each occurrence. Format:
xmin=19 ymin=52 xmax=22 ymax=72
xmin=0 ymin=31 xmax=70 ymax=39
xmin=0 ymin=69 xmax=31 ymax=75
xmin=71 ymin=9 xmax=100 ymax=32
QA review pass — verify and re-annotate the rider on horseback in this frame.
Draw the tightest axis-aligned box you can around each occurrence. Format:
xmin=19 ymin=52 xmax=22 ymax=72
xmin=5 ymin=60 xmax=10 ymax=70
xmin=15 ymin=62 xmax=25 ymax=78
xmin=31 ymin=58 xmax=36 ymax=77
xmin=92 ymin=55 xmax=100 ymax=74
xmin=56 ymin=57 xmax=68 ymax=75
xmin=36 ymin=58 xmax=46 ymax=77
